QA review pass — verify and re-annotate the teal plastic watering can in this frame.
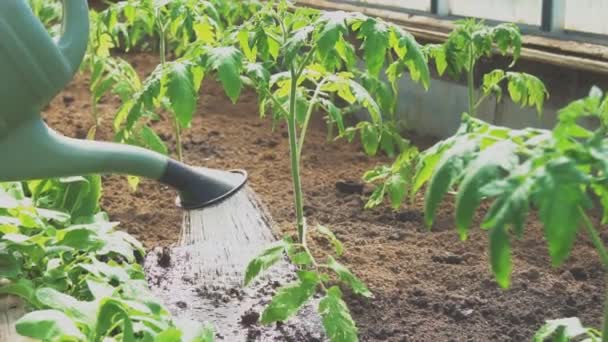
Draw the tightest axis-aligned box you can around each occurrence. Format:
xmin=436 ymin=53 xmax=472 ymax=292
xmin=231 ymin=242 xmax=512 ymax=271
xmin=0 ymin=0 xmax=246 ymax=209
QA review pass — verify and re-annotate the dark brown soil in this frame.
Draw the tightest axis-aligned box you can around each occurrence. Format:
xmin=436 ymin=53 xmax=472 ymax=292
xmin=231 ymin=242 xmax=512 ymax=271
xmin=43 ymin=52 xmax=606 ymax=341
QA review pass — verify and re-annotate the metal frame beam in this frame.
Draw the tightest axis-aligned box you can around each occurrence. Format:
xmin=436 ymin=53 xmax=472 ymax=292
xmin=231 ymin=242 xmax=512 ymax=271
xmin=430 ymin=0 xmax=449 ymax=16
xmin=541 ymin=0 xmax=566 ymax=32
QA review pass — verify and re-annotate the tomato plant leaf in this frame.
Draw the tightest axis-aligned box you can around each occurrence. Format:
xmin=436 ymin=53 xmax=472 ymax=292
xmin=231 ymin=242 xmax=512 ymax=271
xmin=318 ymin=286 xmax=358 ymax=342
xmin=261 ymin=271 xmax=320 ymax=324
xmin=327 ymin=256 xmax=372 ymax=298
xmin=489 ymin=225 xmax=512 ymax=288
xmin=244 ymin=242 xmax=287 ymax=286
xmin=455 ymin=141 xmax=518 ymax=239
xmin=205 ymin=46 xmax=243 ymax=103
xmin=424 ymin=140 xmax=477 ymax=227
xmin=166 ymin=61 xmax=198 ymax=128
xmin=358 ymin=18 xmax=389 ymax=77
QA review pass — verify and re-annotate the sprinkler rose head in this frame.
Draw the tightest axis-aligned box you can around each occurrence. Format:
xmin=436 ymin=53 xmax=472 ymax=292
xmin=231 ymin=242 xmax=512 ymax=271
xmin=159 ymin=161 xmax=248 ymax=209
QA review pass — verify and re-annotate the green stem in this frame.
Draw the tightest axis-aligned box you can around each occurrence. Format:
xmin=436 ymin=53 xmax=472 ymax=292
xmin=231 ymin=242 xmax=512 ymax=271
xmin=173 ymin=118 xmax=184 ymax=162
xmin=580 ymin=208 xmax=608 ymax=268
xmin=297 ymin=79 xmax=326 ymax=161
xmin=288 ymin=66 xmax=306 ymax=244
xmin=467 ymin=64 xmax=476 ymax=117
xmin=579 ymin=208 xmax=608 ymax=341
xmin=467 ymin=44 xmax=476 ymax=117
xmin=327 ymin=122 xmax=334 ymax=142
xmin=155 ymin=16 xmax=183 ymax=161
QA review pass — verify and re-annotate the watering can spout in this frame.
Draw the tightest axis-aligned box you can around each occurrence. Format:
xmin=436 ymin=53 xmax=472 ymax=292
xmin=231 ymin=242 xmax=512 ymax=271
xmin=58 ymin=0 xmax=90 ymax=74
xmin=0 ymin=119 xmax=248 ymax=210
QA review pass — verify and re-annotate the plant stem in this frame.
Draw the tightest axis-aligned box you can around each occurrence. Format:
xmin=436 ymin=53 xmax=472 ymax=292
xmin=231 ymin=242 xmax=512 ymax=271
xmin=288 ymin=66 xmax=306 ymax=244
xmin=173 ymin=118 xmax=183 ymax=162
xmin=156 ymin=15 xmax=183 ymax=161
xmin=467 ymin=44 xmax=476 ymax=117
xmin=579 ymin=208 xmax=608 ymax=341
xmin=467 ymin=64 xmax=476 ymax=117
xmin=327 ymin=122 xmax=334 ymax=142
xmin=580 ymin=208 xmax=608 ymax=268
xmin=297 ymin=79 xmax=326 ymax=161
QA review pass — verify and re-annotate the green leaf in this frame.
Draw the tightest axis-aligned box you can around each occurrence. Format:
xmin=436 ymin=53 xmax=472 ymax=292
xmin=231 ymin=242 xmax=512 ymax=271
xmin=317 ymin=225 xmax=344 ymax=256
xmin=489 ymin=226 xmax=512 ymax=289
xmin=424 ymin=140 xmax=477 ymax=227
xmin=358 ymin=18 xmax=389 ymax=77
xmin=0 ymin=279 xmax=36 ymax=304
xmin=534 ymin=317 xmax=591 ymax=342
xmin=261 ymin=271 xmax=320 ymax=324
xmin=96 ymin=298 xmax=135 ymax=341
xmin=36 ymin=288 xmax=96 ymax=326
xmin=205 ymin=47 xmax=243 ymax=103
xmin=57 ymin=227 xmax=102 ymax=251
xmin=174 ymin=319 xmax=215 ymax=342
xmin=0 ymin=250 xmax=21 ymax=279
xmin=535 ymin=159 xmax=589 ymax=266
xmin=359 ymin=122 xmax=380 ymax=156
xmin=506 ymin=72 xmax=548 ymax=115
xmin=167 ymin=61 xmax=197 ymax=128
xmin=386 ymin=174 xmax=407 ymax=209
xmin=327 ymin=256 xmax=372 ymax=298
xmin=156 ymin=328 xmax=182 ymax=342
xmin=16 ymin=310 xmax=85 ymax=341
xmin=455 ymin=141 xmax=518 ymax=239
xmin=140 ymin=125 xmax=169 ymax=155
xmin=318 ymin=287 xmax=358 ymax=342
xmin=283 ymin=25 xmax=314 ymax=66
xmin=244 ymin=242 xmax=286 ymax=286
xmin=392 ymin=27 xmax=430 ymax=89
xmin=316 ymin=11 xmax=349 ymax=63
xmin=481 ymin=173 xmax=534 ymax=239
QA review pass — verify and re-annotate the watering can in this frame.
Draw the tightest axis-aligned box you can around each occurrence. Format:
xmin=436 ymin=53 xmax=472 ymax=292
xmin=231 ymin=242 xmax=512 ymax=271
xmin=0 ymin=0 xmax=247 ymax=209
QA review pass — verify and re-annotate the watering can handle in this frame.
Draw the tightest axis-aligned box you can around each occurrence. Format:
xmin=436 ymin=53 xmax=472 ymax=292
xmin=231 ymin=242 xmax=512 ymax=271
xmin=57 ymin=0 xmax=89 ymax=74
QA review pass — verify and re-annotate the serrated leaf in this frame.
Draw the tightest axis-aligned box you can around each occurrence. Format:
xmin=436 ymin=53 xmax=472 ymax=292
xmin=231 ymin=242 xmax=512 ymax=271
xmin=317 ymin=225 xmax=344 ymax=256
xmin=261 ymin=271 xmax=320 ymax=324
xmin=318 ymin=287 xmax=358 ymax=342
xmin=205 ymin=47 xmax=243 ymax=103
xmin=139 ymin=125 xmax=168 ymax=155
xmin=424 ymin=140 xmax=477 ymax=227
xmin=386 ymin=174 xmax=407 ymax=209
xmin=327 ymin=256 xmax=372 ymax=298
xmin=283 ymin=25 xmax=314 ymax=66
xmin=489 ymin=226 xmax=512 ymax=288
xmin=358 ymin=18 xmax=389 ymax=77
xmin=167 ymin=62 xmax=197 ymax=128
xmin=455 ymin=141 xmax=518 ymax=239
xmin=244 ymin=242 xmax=286 ymax=286
xmin=317 ymin=12 xmax=349 ymax=56
xmin=359 ymin=123 xmax=380 ymax=156
xmin=535 ymin=159 xmax=589 ymax=266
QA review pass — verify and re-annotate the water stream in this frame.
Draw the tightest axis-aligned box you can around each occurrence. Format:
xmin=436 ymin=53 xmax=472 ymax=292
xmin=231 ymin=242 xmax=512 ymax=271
xmin=177 ymin=187 xmax=276 ymax=285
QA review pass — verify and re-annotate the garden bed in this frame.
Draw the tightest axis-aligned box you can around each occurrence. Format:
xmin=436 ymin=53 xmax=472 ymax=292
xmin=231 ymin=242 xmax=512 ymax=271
xmin=44 ymin=53 xmax=605 ymax=341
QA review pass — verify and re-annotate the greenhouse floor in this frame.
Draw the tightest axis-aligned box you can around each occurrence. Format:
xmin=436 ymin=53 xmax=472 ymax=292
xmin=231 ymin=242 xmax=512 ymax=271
xmin=44 ymin=53 xmax=605 ymax=341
